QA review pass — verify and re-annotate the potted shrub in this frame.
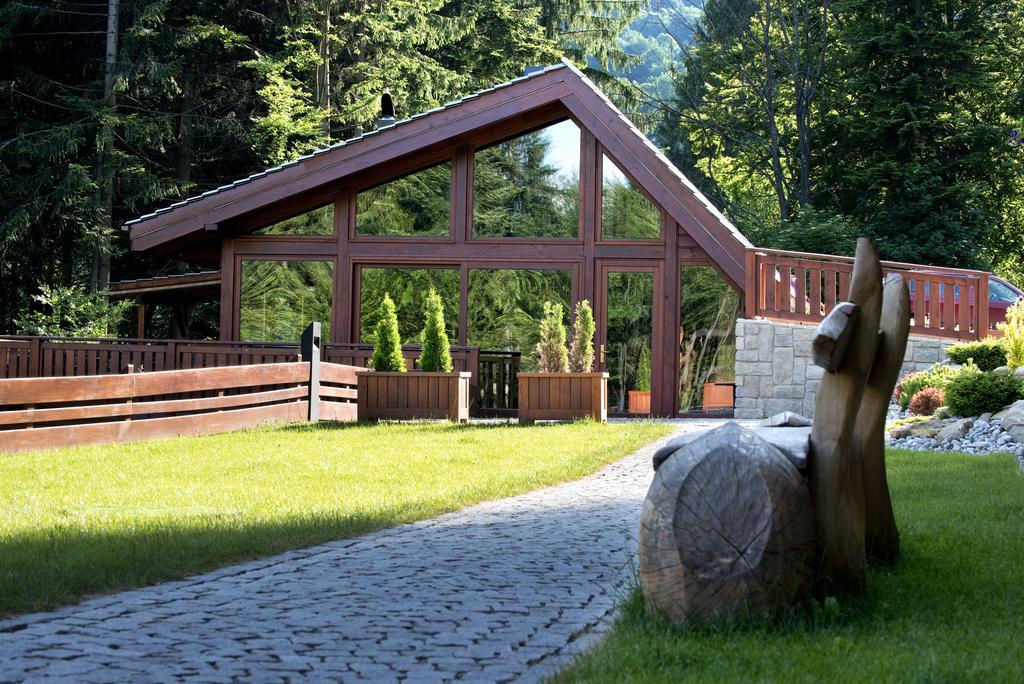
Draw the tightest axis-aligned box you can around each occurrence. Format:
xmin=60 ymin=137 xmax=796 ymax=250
xmin=518 ymin=300 xmax=607 ymax=424
xmin=358 ymin=290 xmax=470 ymax=422
xmin=628 ymin=346 xmax=652 ymax=414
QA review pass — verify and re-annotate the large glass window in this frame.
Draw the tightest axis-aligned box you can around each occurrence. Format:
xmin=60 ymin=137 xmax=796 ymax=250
xmin=467 ymin=269 xmax=572 ymax=371
xmin=252 ymin=204 xmax=333 ymax=236
xmin=473 ymin=120 xmax=580 ymax=238
xmin=240 ymin=260 xmax=333 ymax=341
xmin=359 ymin=267 xmax=459 ymax=344
xmin=601 ymin=154 xmax=660 ymax=239
xmin=679 ymin=266 xmax=739 ymax=413
xmin=355 ymin=162 xmax=451 ymax=237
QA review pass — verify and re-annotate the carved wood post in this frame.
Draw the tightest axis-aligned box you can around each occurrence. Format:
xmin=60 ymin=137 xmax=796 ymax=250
xmin=809 ymin=238 xmax=882 ymax=589
xmin=854 ymin=274 xmax=909 ymax=561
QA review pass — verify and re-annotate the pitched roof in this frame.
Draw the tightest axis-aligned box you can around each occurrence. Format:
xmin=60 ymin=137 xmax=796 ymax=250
xmin=125 ymin=59 xmax=751 ymax=284
xmin=124 ymin=63 xmax=568 ymax=230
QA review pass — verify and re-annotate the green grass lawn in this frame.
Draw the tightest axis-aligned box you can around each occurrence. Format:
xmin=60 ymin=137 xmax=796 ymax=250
xmin=0 ymin=420 xmax=673 ymax=616
xmin=554 ymin=449 xmax=1024 ymax=683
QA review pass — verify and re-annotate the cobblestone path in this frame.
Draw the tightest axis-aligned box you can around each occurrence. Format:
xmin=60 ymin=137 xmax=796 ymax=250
xmin=0 ymin=423 xmax=718 ymax=682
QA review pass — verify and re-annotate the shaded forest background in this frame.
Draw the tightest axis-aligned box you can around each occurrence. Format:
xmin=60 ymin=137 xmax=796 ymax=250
xmin=2 ymin=0 xmax=1024 ymax=337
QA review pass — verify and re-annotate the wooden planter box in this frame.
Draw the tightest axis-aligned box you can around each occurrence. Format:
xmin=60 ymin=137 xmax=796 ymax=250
xmin=357 ymin=371 xmax=471 ymax=422
xmin=628 ymin=390 xmax=651 ymax=414
xmin=702 ymin=382 xmax=735 ymax=411
xmin=518 ymin=372 xmax=608 ymax=424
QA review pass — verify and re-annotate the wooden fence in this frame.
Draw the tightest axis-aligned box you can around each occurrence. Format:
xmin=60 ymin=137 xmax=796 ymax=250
xmin=0 ymin=333 xmax=521 ymax=412
xmin=745 ymin=248 xmax=996 ymax=340
xmin=0 ymin=325 xmax=360 ymax=453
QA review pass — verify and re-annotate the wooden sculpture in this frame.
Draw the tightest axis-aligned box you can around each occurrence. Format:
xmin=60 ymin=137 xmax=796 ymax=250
xmin=640 ymin=238 xmax=910 ymax=621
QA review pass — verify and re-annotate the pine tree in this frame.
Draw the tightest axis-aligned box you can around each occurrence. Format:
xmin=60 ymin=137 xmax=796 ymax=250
xmin=537 ymin=301 xmax=569 ymax=373
xmin=568 ymin=299 xmax=595 ymax=372
xmin=419 ymin=288 xmax=453 ymax=372
xmin=370 ymin=294 xmax=406 ymax=372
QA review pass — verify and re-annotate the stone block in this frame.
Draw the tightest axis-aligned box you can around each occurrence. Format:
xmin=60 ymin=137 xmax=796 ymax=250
xmin=764 ymin=398 xmax=802 ymax=416
xmin=773 ymin=385 xmax=805 ymax=399
xmin=757 ymin=327 xmax=775 ymax=361
xmin=793 ymin=357 xmax=807 ymax=384
xmin=738 ymin=361 xmax=772 ymax=376
xmin=734 ymin=408 xmax=763 ymax=420
xmin=775 ymin=334 xmax=793 ymax=347
xmin=773 ymin=347 xmax=795 ymax=384
xmin=913 ymin=344 xmax=940 ymax=363
xmin=735 ymin=349 xmax=758 ymax=362
xmin=734 ymin=397 xmax=758 ymax=409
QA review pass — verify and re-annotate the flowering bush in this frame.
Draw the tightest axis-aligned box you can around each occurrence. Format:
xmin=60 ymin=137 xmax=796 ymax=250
xmin=895 ymin=362 xmax=973 ymax=409
xmin=908 ymin=387 xmax=945 ymax=416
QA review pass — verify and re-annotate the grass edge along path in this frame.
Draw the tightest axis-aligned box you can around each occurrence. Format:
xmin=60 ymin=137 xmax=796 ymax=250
xmin=552 ymin=449 xmax=1024 ymax=683
xmin=0 ymin=420 xmax=674 ymax=616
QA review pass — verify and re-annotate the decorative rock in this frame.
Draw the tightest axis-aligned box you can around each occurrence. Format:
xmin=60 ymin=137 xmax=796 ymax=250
xmin=935 ymin=418 xmax=974 ymax=443
xmin=994 ymin=400 xmax=1024 ymax=431
xmin=889 ymin=419 xmax=943 ymax=439
xmin=1015 ymin=367 xmax=1024 ymax=379
xmin=759 ymin=411 xmax=813 ymax=428
xmin=994 ymin=365 xmax=1012 ymax=373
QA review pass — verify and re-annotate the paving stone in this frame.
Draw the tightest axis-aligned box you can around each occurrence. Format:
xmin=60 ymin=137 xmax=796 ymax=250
xmin=0 ymin=422 xmax=738 ymax=683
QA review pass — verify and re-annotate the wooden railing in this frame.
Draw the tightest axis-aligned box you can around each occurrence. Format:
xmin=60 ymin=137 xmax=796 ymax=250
xmin=0 ymin=334 xmax=523 ymax=413
xmin=745 ymin=248 xmax=995 ymax=340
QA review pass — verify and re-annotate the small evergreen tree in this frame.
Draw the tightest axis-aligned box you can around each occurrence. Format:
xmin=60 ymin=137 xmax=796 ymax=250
xmin=568 ymin=299 xmax=595 ymax=372
xmin=537 ymin=301 xmax=569 ymax=373
xmin=419 ymin=288 xmax=453 ymax=372
xmin=635 ymin=346 xmax=651 ymax=392
xmin=370 ymin=294 xmax=405 ymax=372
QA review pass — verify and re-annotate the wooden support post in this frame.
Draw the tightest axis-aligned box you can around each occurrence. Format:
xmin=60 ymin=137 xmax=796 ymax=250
xmin=136 ymin=302 xmax=146 ymax=340
xmin=301 ymin=321 xmax=321 ymax=422
xmin=978 ymin=273 xmax=990 ymax=338
xmin=744 ymin=249 xmax=757 ymax=319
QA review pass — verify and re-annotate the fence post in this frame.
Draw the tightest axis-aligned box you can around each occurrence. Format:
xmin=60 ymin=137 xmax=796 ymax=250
xmin=301 ymin=322 xmax=321 ymax=422
xmin=977 ymin=273 xmax=990 ymax=339
xmin=29 ymin=336 xmax=41 ymax=378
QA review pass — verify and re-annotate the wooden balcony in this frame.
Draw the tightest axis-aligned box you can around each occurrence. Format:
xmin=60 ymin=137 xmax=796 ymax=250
xmin=744 ymin=248 xmax=998 ymax=341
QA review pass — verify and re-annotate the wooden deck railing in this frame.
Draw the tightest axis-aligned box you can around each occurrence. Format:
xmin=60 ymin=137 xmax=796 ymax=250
xmin=0 ymin=333 xmax=523 ymax=413
xmin=0 ymin=325 xmax=360 ymax=453
xmin=745 ymin=248 xmax=995 ymax=340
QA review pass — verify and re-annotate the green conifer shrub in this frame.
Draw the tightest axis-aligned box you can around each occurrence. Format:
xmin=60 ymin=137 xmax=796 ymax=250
xmin=568 ymin=299 xmax=596 ymax=372
xmin=945 ymin=370 xmax=1024 ymax=417
xmin=370 ymin=294 xmax=406 ymax=372
xmin=635 ymin=346 xmax=651 ymax=392
xmin=537 ymin=301 xmax=569 ymax=373
xmin=419 ymin=288 xmax=453 ymax=372
xmin=945 ymin=338 xmax=1007 ymax=371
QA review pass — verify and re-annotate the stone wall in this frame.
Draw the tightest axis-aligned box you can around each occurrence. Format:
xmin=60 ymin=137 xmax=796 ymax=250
xmin=733 ymin=318 xmax=954 ymax=420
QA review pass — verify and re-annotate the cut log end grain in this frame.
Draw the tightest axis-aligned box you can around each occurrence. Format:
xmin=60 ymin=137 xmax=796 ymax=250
xmin=639 ymin=423 xmax=816 ymax=623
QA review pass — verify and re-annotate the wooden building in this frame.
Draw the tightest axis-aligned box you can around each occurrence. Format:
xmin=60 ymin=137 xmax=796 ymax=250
xmin=122 ymin=60 xmax=751 ymax=417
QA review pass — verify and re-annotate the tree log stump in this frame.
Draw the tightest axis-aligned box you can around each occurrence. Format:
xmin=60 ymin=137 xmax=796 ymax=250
xmin=639 ymin=423 xmax=816 ymax=622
